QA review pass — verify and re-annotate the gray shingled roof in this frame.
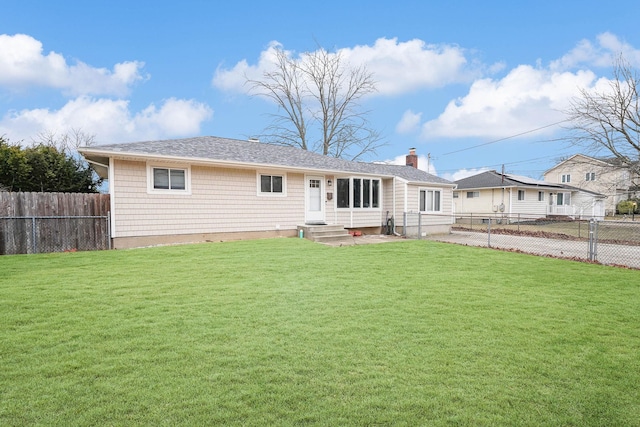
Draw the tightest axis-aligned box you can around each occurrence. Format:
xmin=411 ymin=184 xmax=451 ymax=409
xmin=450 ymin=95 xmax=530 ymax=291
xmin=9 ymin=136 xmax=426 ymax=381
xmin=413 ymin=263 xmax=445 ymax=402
xmin=454 ymin=170 xmax=605 ymax=196
xmin=455 ymin=170 xmax=565 ymax=190
xmin=81 ymin=136 xmax=453 ymax=185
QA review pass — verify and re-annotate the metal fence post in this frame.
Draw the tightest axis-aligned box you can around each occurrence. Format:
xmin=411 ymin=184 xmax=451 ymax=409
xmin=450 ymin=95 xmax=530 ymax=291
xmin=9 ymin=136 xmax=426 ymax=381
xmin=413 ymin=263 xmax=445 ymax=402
xmin=31 ymin=216 xmax=37 ymax=254
xmin=403 ymin=212 xmax=407 ymax=237
xmin=588 ymin=219 xmax=598 ymax=262
xmin=487 ymin=217 xmax=491 ymax=248
xmin=592 ymin=219 xmax=598 ymax=262
xmin=107 ymin=211 xmax=112 ymax=250
xmin=418 ymin=213 xmax=422 ymax=240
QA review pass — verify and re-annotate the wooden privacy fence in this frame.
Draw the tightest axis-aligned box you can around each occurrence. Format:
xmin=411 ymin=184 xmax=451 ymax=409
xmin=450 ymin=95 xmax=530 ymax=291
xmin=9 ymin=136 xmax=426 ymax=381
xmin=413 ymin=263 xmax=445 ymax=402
xmin=0 ymin=192 xmax=111 ymax=255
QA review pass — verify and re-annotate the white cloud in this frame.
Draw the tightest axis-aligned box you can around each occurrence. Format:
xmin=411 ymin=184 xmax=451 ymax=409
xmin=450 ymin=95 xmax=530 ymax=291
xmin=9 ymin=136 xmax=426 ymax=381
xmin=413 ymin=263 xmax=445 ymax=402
xmin=550 ymin=32 xmax=640 ymax=71
xmin=0 ymin=34 xmax=147 ymax=96
xmin=420 ymin=65 xmax=599 ymax=139
xmin=395 ymin=110 xmax=422 ymax=134
xmin=213 ymin=38 xmax=483 ymax=96
xmin=0 ymin=96 xmax=213 ymax=143
xmin=441 ymin=168 xmax=490 ymax=182
xmin=212 ymin=41 xmax=284 ymax=93
xmin=339 ymin=38 xmax=476 ymax=95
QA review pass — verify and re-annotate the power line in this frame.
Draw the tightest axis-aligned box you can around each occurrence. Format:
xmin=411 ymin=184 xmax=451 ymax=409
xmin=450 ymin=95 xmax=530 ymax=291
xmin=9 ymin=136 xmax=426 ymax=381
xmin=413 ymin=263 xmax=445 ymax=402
xmin=435 ymin=154 xmax=567 ymax=174
xmin=441 ymin=120 xmax=570 ymax=155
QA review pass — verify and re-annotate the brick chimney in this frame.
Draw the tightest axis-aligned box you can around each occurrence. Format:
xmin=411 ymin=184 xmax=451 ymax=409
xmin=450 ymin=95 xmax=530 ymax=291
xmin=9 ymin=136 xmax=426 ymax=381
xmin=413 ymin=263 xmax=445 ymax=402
xmin=406 ymin=148 xmax=418 ymax=169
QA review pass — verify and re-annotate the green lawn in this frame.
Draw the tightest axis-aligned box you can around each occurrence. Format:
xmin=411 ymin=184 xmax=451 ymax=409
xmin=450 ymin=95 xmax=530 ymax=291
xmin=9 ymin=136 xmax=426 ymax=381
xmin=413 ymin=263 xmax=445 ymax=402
xmin=1 ymin=239 xmax=639 ymax=426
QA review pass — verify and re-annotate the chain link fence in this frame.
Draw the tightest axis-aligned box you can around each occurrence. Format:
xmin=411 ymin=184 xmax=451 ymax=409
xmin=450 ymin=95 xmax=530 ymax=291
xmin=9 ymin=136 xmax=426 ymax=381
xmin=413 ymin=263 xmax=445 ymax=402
xmin=0 ymin=215 xmax=111 ymax=255
xmin=404 ymin=212 xmax=640 ymax=269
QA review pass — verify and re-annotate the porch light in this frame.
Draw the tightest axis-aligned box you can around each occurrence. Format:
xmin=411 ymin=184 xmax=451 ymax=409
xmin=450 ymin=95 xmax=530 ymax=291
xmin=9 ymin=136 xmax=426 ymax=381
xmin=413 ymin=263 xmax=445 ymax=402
xmin=327 ymin=179 xmax=332 ymax=187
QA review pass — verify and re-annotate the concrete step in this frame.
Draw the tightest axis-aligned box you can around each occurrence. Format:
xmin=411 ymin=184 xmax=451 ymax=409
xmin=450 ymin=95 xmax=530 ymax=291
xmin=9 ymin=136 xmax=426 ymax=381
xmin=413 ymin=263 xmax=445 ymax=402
xmin=298 ymin=225 xmax=355 ymax=246
xmin=313 ymin=233 xmax=356 ymax=246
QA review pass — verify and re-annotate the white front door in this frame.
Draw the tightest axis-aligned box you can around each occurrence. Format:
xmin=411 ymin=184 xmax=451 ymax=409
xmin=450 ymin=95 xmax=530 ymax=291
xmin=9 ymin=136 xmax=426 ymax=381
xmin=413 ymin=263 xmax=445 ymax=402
xmin=305 ymin=175 xmax=325 ymax=224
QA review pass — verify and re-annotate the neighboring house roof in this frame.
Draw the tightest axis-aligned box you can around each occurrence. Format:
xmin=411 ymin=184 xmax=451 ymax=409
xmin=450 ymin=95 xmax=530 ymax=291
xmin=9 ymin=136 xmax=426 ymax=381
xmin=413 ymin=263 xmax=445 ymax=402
xmin=80 ymin=136 xmax=454 ymax=186
xmin=455 ymin=170 xmax=565 ymax=190
xmin=543 ymin=153 xmax=629 ymax=175
xmin=454 ymin=170 xmax=604 ymax=197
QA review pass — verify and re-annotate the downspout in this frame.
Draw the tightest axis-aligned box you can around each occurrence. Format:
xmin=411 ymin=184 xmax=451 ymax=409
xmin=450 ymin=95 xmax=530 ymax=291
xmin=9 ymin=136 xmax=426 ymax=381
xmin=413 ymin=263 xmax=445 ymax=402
xmin=108 ymin=157 xmax=116 ymax=239
xmin=391 ymin=176 xmax=401 ymax=236
xmin=396 ymin=180 xmax=407 ymax=236
xmin=392 ymin=176 xmax=397 ymax=233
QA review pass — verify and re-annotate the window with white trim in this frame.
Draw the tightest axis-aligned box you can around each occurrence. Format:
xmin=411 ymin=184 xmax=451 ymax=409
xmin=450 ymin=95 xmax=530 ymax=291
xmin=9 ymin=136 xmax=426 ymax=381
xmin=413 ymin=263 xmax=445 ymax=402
xmin=260 ymin=174 xmax=284 ymax=194
xmin=517 ymin=190 xmax=525 ymax=201
xmin=561 ymin=174 xmax=571 ymax=183
xmin=585 ymin=172 xmax=596 ymax=181
xmin=557 ymin=192 xmax=571 ymax=205
xmin=148 ymin=165 xmax=190 ymax=194
xmin=420 ymin=189 xmax=441 ymax=212
xmin=466 ymin=191 xmax=479 ymax=198
xmin=538 ymin=191 xmax=544 ymax=202
xmin=153 ymin=168 xmax=185 ymax=190
xmin=336 ymin=177 xmax=380 ymax=208
xmin=337 ymin=178 xmax=350 ymax=208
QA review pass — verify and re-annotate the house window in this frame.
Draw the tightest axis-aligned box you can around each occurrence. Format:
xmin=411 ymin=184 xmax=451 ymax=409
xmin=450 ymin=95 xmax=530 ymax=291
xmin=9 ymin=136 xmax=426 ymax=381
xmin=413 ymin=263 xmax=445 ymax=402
xmin=517 ymin=190 xmax=525 ymax=201
xmin=337 ymin=177 xmax=380 ymax=209
xmin=557 ymin=192 xmax=571 ymax=205
xmin=561 ymin=174 xmax=571 ymax=183
xmin=372 ymin=180 xmax=380 ymax=208
xmin=453 ymin=191 xmax=459 ymax=199
xmin=420 ymin=189 xmax=441 ymax=212
xmin=337 ymin=178 xmax=350 ymax=208
xmin=585 ymin=172 xmax=596 ymax=181
xmin=149 ymin=166 xmax=189 ymax=193
xmin=260 ymin=174 xmax=283 ymax=194
xmin=466 ymin=191 xmax=479 ymax=198
xmin=153 ymin=168 xmax=185 ymax=190
xmin=538 ymin=191 xmax=544 ymax=202
xmin=363 ymin=179 xmax=370 ymax=207
xmin=353 ymin=178 xmax=361 ymax=208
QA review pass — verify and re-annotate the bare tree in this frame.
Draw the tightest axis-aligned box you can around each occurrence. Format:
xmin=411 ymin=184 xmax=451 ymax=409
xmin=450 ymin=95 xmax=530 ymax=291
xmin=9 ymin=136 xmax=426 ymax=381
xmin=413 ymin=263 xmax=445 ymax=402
xmin=565 ymin=55 xmax=640 ymax=190
xmin=32 ymin=128 xmax=96 ymax=153
xmin=247 ymin=46 xmax=384 ymax=161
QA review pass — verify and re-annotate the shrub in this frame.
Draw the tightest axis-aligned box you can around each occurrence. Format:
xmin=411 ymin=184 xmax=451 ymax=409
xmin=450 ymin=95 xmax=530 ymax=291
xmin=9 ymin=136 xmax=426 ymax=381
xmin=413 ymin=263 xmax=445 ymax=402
xmin=617 ymin=198 xmax=640 ymax=214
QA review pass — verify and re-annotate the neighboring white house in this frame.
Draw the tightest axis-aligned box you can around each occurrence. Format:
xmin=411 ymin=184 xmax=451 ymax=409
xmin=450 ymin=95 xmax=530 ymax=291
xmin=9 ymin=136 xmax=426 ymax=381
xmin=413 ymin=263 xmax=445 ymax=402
xmin=543 ymin=154 xmax=638 ymax=215
xmin=454 ymin=170 xmax=605 ymax=221
xmin=79 ymin=137 xmax=456 ymax=249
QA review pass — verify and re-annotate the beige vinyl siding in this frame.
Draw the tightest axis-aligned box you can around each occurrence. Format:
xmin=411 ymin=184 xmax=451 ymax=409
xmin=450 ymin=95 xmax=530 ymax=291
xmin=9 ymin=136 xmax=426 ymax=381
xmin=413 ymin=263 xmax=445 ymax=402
xmin=112 ymin=159 xmax=304 ymax=238
xmin=381 ymin=178 xmax=395 ymax=216
xmin=510 ymin=188 xmax=547 ymax=216
xmin=412 ymin=184 xmax=454 ymax=225
xmin=324 ymin=175 xmax=336 ymax=223
xmin=394 ymin=178 xmax=406 ymax=217
xmin=453 ymin=188 xmax=495 ymax=213
xmin=400 ymin=182 xmax=454 ymax=235
xmin=335 ymin=209 xmax=383 ymax=228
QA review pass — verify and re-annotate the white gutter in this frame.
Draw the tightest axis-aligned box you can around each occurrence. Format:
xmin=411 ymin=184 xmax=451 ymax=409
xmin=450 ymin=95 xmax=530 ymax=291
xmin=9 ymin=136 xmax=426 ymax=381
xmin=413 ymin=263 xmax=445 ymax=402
xmin=392 ymin=176 xmax=397 ymax=231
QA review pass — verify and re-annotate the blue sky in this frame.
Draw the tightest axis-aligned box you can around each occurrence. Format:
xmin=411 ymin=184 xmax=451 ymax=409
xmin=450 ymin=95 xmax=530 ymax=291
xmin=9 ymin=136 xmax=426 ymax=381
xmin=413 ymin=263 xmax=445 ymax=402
xmin=1 ymin=0 xmax=639 ymax=181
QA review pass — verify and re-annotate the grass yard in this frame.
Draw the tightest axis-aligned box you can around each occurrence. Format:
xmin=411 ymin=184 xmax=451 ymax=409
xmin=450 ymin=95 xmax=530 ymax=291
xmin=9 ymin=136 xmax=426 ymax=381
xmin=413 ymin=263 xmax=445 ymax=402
xmin=1 ymin=238 xmax=639 ymax=426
